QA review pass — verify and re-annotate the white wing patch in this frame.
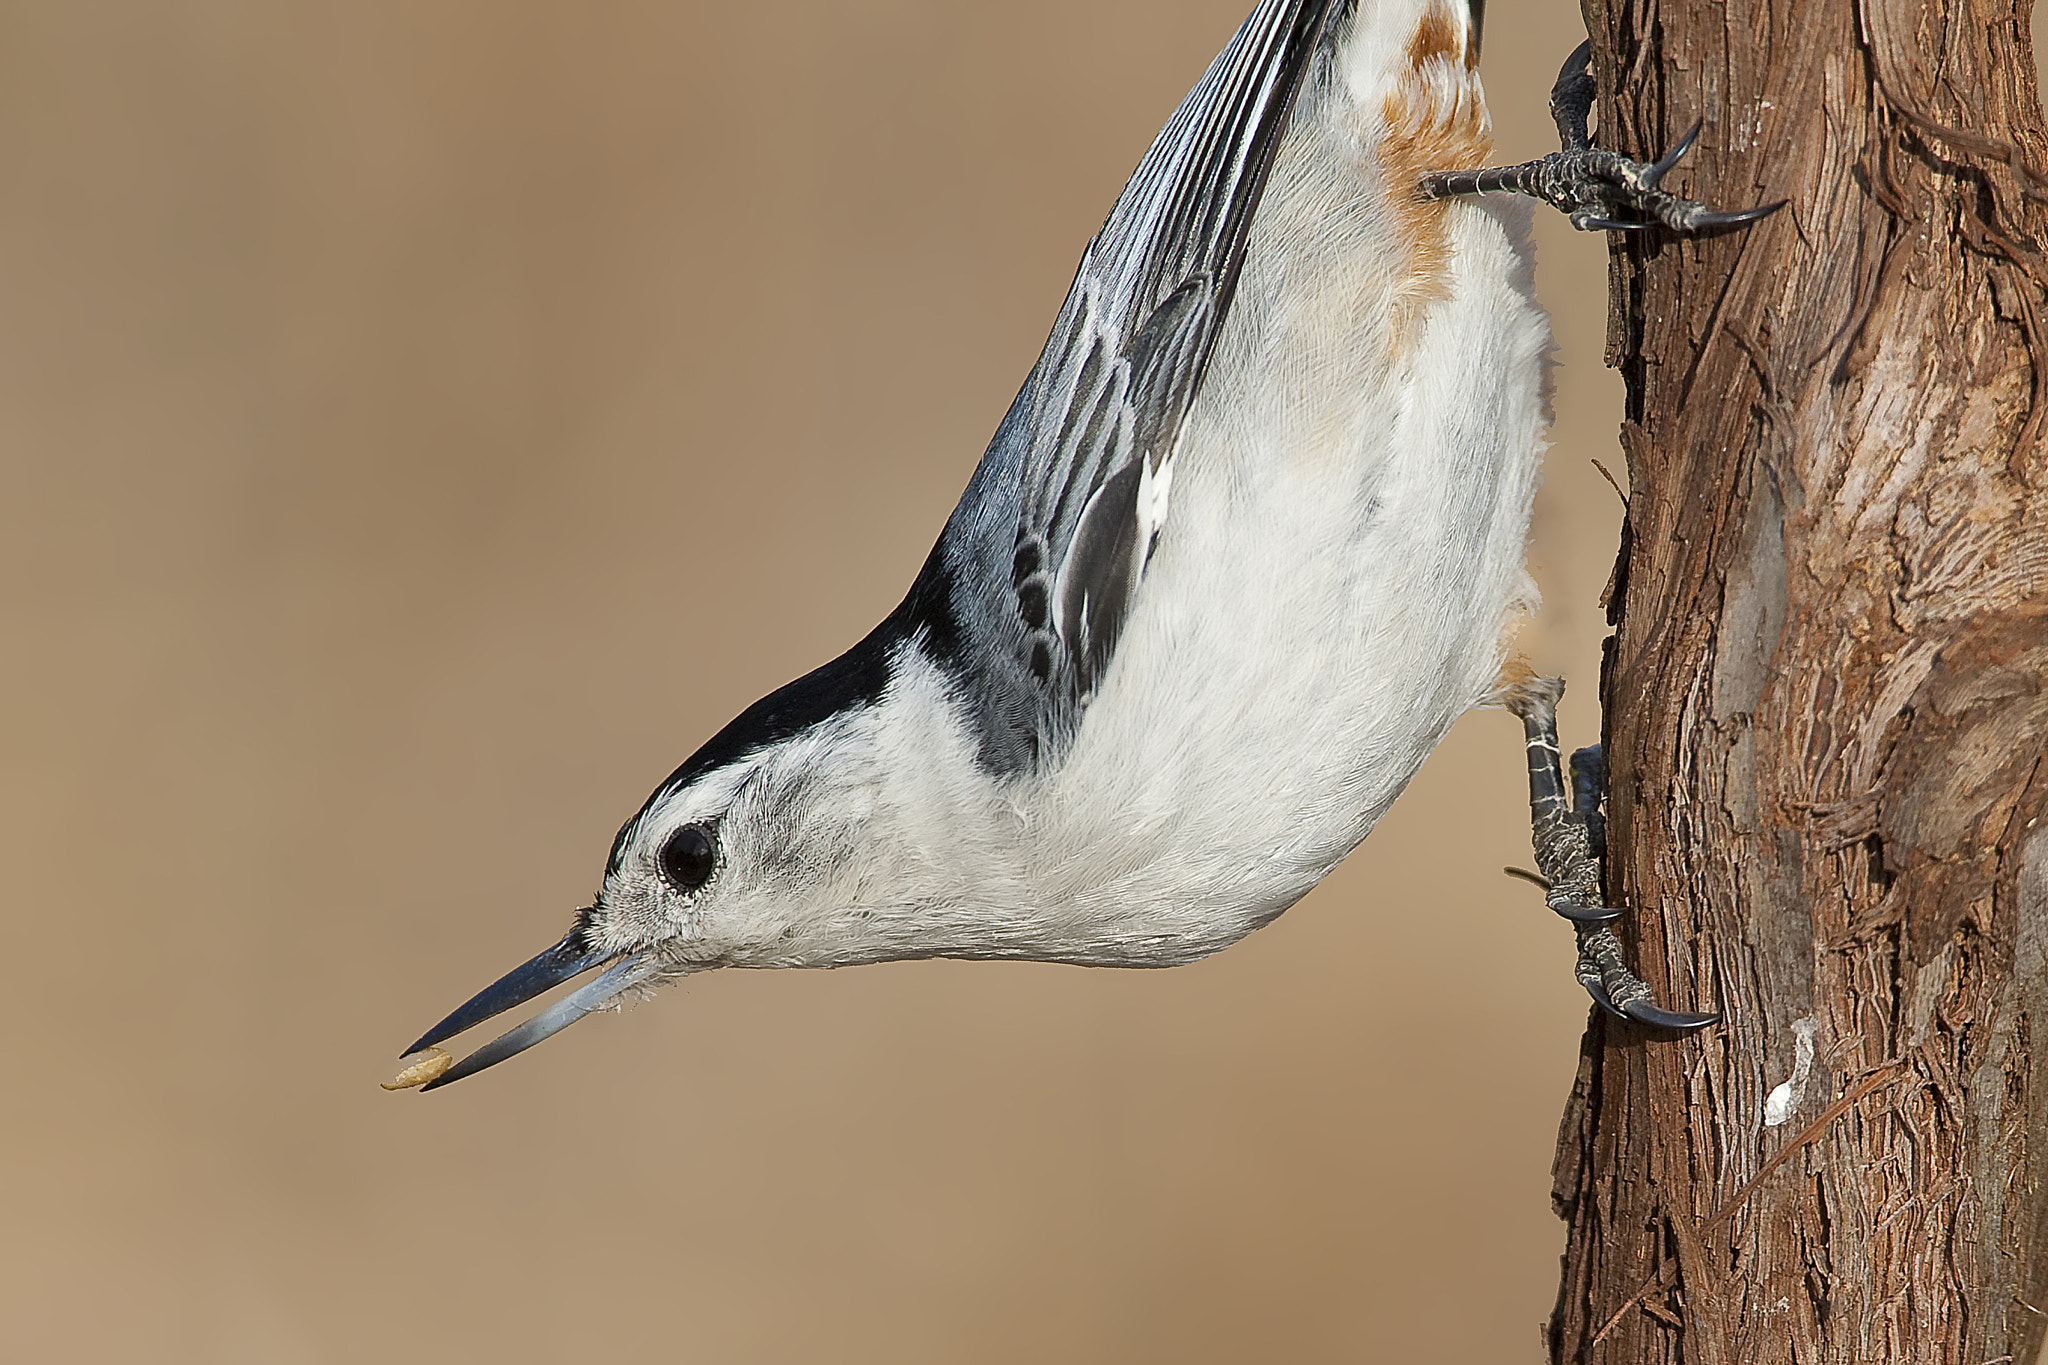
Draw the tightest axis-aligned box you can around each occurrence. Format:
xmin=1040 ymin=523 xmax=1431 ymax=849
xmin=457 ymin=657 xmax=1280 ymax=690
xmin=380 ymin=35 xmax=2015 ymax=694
xmin=1137 ymin=439 xmax=1177 ymax=556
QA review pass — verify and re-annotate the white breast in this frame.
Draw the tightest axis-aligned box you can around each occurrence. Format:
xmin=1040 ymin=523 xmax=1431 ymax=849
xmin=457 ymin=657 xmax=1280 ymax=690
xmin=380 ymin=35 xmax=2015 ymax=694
xmin=1011 ymin=2 xmax=1552 ymax=965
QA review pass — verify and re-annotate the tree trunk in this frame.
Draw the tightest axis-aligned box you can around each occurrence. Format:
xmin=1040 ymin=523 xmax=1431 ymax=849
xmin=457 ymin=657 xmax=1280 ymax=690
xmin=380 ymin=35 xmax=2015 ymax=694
xmin=1547 ymin=2 xmax=2048 ymax=1361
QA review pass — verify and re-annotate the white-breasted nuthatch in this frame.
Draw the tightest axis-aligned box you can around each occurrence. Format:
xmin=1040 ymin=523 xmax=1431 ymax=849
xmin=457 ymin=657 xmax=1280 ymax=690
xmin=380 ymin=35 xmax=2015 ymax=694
xmin=400 ymin=0 xmax=1771 ymax=1090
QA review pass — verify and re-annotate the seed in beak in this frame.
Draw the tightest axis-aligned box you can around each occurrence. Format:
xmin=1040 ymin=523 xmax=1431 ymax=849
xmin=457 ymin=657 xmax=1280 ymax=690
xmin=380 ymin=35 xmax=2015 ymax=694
xmin=381 ymin=1047 xmax=454 ymax=1091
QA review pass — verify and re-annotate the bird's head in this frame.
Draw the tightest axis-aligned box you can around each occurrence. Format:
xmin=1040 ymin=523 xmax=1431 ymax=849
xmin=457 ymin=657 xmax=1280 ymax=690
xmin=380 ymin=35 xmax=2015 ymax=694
xmin=398 ymin=634 xmax=1001 ymax=1090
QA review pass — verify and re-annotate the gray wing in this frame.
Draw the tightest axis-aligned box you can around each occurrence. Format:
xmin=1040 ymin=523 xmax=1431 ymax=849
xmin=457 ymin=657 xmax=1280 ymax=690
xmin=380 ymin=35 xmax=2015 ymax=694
xmin=926 ymin=0 xmax=1340 ymax=776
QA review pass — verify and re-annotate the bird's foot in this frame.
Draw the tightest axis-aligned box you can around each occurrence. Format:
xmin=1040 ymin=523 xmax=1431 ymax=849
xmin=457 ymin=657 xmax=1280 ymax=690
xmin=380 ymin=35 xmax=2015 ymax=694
xmin=1504 ymin=676 xmax=1717 ymax=1031
xmin=1576 ymin=927 xmax=1719 ymax=1029
xmin=1418 ymin=42 xmax=1783 ymax=235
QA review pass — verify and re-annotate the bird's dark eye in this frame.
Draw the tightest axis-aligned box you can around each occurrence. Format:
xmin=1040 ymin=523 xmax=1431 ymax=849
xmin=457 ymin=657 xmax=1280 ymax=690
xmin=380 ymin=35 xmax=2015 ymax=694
xmin=657 ymin=823 xmax=718 ymax=893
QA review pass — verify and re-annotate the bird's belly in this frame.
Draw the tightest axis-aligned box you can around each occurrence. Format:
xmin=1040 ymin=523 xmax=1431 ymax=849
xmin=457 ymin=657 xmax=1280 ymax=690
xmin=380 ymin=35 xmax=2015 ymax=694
xmin=1027 ymin=192 xmax=1550 ymax=966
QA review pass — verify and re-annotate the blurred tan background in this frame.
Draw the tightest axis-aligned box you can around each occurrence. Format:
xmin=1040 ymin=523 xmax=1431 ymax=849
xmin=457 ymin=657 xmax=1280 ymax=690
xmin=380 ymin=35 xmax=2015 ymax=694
xmin=0 ymin=2 xmax=1852 ymax=1361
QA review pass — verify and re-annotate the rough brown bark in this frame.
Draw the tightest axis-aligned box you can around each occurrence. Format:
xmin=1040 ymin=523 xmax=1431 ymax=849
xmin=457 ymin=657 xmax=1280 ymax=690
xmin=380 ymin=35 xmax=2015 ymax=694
xmin=1548 ymin=2 xmax=2048 ymax=1361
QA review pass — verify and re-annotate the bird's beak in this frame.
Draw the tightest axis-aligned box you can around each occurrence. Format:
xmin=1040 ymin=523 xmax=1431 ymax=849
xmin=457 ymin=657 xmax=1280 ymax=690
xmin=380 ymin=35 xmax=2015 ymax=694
xmin=398 ymin=930 xmax=659 ymax=1091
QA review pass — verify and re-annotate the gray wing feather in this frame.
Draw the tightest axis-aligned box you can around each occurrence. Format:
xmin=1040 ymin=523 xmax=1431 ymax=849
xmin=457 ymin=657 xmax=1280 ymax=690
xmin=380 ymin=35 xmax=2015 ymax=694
xmin=931 ymin=0 xmax=1339 ymax=775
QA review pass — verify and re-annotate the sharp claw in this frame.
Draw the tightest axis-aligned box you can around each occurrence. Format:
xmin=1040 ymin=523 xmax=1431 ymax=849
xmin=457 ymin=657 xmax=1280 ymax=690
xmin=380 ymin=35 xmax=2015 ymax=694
xmin=1579 ymin=969 xmax=1718 ymax=1030
xmin=1560 ymin=40 xmax=1592 ymax=85
xmin=1671 ymin=202 xmax=1784 ymax=232
xmin=1643 ymin=121 xmax=1703 ymax=186
xmin=1691 ymin=199 xmax=1787 ymax=229
xmin=1550 ymin=899 xmax=1626 ymax=925
xmin=1574 ymin=214 xmax=1654 ymax=233
xmin=1618 ymin=999 xmax=1720 ymax=1031
xmin=1580 ymin=198 xmax=1782 ymax=237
